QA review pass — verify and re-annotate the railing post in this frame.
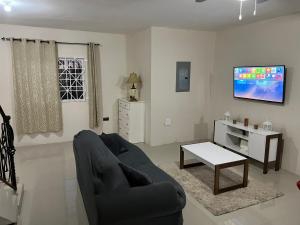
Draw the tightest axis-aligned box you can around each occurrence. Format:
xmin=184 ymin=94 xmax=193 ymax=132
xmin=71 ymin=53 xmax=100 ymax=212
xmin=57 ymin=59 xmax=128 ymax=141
xmin=0 ymin=105 xmax=17 ymax=191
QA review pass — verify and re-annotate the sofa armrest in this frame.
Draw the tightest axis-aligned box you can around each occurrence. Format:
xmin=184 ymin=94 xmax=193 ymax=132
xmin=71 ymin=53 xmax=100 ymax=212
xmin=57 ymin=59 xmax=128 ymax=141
xmin=96 ymin=182 xmax=184 ymax=224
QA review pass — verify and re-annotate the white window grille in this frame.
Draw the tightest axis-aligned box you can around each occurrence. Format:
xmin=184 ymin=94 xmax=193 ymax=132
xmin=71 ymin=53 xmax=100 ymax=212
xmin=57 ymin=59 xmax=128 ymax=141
xmin=58 ymin=57 xmax=87 ymax=102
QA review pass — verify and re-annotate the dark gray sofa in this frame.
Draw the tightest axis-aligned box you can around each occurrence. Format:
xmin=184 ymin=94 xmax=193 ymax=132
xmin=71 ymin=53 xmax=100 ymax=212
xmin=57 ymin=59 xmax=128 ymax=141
xmin=73 ymin=130 xmax=186 ymax=225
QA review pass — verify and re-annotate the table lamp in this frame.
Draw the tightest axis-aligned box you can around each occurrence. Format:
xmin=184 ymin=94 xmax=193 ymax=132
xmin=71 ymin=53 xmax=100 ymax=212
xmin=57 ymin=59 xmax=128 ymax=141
xmin=127 ymin=73 xmax=141 ymax=101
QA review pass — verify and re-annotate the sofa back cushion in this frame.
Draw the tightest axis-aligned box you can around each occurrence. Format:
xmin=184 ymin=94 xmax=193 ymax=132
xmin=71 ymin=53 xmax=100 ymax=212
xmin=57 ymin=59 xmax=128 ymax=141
xmin=90 ymin=139 xmax=130 ymax=192
xmin=99 ymin=133 xmax=128 ymax=156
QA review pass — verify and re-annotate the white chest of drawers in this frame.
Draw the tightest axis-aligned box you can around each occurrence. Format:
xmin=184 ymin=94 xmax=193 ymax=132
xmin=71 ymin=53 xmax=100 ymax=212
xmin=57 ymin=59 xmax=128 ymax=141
xmin=118 ymin=99 xmax=145 ymax=143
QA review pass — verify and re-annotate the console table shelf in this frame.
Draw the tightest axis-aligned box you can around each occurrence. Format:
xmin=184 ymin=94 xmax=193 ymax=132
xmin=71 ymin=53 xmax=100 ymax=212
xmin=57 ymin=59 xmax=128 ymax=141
xmin=227 ymin=143 xmax=249 ymax=156
xmin=214 ymin=120 xmax=283 ymax=174
xmin=226 ymin=131 xmax=249 ymax=140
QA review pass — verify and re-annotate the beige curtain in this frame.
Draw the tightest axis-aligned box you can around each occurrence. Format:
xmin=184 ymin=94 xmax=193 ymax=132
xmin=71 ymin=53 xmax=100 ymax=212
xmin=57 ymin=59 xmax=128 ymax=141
xmin=11 ymin=39 xmax=62 ymax=135
xmin=87 ymin=43 xmax=103 ymax=129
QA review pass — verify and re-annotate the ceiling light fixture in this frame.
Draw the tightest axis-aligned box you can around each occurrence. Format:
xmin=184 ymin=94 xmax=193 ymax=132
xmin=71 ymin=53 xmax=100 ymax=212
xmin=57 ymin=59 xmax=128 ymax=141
xmin=4 ymin=4 xmax=11 ymax=12
xmin=253 ymin=0 xmax=257 ymax=16
xmin=238 ymin=0 xmax=264 ymax=21
xmin=196 ymin=0 xmax=266 ymax=21
xmin=1 ymin=0 xmax=12 ymax=12
xmin=239 ymin=0 xmax=243 ymax=21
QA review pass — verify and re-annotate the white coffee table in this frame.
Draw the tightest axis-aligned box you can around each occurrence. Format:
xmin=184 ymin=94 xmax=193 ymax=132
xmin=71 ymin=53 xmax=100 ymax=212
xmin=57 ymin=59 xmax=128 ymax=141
xmin=180 ymin=142 xmax=248 ymax=195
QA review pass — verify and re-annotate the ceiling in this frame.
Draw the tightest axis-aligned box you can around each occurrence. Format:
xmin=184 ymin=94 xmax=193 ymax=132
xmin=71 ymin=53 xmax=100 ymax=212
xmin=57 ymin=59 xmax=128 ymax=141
xmin=0 ymin=0 xmax=300 ymax=33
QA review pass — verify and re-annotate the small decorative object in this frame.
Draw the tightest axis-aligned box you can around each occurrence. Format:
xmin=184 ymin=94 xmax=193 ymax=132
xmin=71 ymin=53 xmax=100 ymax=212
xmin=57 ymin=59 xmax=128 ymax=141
xmin=127 ymin=72 xmax=141 ymax=102
xmin=263 ymin=121 xmax=273 ymax=131
xmin=254 ymin=124 xmax=259 ymax=129
xmin=224 ymin=112 xmax=231 ymax=121
xmin=244 ymin=118 xmax=249 ymax=127
xmin=233 ymin=120 xmax=237 ymax=124
xmin=297 ymin=180 xmax=300 ymax=190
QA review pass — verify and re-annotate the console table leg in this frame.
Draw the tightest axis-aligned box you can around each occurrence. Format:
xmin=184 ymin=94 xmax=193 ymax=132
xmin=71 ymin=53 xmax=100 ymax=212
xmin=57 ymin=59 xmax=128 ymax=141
xmin=180 ymin=146 xmax=184 ymax=169
xmin=275 ymin=135 xmax=283 ymax=171
xmin=243 ymin=160 xmax=249 ymax=187
xmin=263 ymin=136 xmax=271 ymax=174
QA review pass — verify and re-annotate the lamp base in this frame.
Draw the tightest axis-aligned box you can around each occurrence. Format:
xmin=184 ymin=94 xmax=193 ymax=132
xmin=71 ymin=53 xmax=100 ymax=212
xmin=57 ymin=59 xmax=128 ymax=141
xmin=129 ymin=96 xmax=138 ymax=102
xmin=128 ymin=87 xmax=139 ymax=102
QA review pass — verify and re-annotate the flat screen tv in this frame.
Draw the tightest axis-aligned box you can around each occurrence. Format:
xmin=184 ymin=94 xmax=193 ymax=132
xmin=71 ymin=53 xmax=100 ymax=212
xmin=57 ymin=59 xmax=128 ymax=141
xmin=233 ymin=65 xmax=286 ymax=104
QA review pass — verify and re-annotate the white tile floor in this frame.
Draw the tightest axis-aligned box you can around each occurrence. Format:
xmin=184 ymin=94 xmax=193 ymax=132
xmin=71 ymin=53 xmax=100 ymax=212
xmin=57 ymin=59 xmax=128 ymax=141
xmin=14 ymin=141 xmax=300 ymax=225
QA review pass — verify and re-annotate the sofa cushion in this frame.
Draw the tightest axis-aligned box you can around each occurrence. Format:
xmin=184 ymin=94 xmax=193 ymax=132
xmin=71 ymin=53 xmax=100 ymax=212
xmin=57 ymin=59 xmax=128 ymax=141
xmin=119 ymin=163 xmax=152 ymax=187
xmin=117 ymin=147 xmax=152 ymax=167
xmin=136 ymin=163 xmax=185 ymax=198
xmin=136 ymin=163 xmax=178 ymax=184
xmin=93 ymin=177 xmax=105 ymax=195
xmin=99 ymin=133 xmax=128 ymax=156
xmin=92 ymin=147 xmax=130 ymax=192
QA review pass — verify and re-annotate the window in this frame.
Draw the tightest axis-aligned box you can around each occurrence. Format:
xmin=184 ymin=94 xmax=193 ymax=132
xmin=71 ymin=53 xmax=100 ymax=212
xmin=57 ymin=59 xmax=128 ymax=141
xmin=58 ymin=57 xmax=87 ymax=101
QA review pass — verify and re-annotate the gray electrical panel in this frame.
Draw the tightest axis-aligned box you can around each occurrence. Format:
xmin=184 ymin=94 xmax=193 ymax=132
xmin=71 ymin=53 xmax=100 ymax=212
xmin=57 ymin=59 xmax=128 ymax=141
xmin=176 ymin=62 xmax=191 ymax=92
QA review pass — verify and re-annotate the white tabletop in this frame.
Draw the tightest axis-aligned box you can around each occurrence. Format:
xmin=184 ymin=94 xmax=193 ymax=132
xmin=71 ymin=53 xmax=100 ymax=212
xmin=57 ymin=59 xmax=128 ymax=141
xmin=181 ymin=142 xmax=246 ymax=167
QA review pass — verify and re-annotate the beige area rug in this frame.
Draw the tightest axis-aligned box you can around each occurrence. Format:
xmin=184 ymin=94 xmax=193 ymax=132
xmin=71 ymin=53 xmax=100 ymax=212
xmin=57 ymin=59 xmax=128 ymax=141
xmin=159 ymin=163 xmax=283 ymax=216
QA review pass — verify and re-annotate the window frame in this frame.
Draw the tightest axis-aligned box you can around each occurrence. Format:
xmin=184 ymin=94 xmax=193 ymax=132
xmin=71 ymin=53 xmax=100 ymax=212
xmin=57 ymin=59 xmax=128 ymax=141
xmin=58 ymin=57 xmax=88 ymax=103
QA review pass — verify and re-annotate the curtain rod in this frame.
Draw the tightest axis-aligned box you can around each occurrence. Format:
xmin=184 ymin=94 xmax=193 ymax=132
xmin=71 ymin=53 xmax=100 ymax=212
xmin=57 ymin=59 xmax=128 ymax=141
xmin=1 ymin=37 xmax=102 ymax=46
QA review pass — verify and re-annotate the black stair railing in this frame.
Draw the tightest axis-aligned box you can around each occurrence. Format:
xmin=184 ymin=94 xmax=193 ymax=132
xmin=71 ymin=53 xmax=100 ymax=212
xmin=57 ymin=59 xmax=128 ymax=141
xmin=0 ymin=105 xmax=17 ymax=191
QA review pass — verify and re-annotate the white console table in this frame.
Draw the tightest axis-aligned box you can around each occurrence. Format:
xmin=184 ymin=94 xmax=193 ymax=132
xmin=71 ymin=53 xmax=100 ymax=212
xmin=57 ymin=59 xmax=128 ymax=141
xmin=213 ymin=120 xmax=283 ymax=174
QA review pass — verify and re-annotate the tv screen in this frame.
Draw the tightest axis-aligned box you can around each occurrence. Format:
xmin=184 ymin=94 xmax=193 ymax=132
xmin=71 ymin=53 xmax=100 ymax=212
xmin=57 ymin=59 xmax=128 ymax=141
xmin=233 ymin=65 xmax=286 ymax=103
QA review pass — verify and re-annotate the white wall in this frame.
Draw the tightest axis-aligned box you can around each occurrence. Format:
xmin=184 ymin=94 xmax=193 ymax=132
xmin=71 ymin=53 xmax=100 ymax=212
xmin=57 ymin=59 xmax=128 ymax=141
xmin=0 ymin=24 xmax=127 ymax=147
xmin=126 ymin=29 xmax=151 ymax=101
xmin=127 ymin=27 xmax=216 ymax=146
xmin=126 ymin=29 xmax=152 ymax=144
xmin=211 ymin=14 xmax=300 ymax=175
xmin=150 ymin=27 xmax=216 ymax=146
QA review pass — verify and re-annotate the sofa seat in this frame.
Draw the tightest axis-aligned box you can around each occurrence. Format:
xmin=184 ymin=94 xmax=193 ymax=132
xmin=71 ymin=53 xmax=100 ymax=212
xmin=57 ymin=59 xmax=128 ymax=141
xmin=135 ymin=163 xmax=185 ymax=193
xmin=117 ymin=147 xmax=152 ymax=167
xmin=107 ymin=133 xmax=185 ymax=198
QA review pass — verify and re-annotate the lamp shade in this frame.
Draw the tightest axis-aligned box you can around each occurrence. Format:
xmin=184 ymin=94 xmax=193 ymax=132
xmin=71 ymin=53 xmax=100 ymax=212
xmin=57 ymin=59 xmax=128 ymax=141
xmin=127 ymin=73 xmax=141 ymax=84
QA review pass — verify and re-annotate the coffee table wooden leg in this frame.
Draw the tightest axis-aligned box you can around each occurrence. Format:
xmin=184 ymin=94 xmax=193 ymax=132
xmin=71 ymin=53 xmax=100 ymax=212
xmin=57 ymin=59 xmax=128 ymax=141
xmin=180 ymin=146 xmax=205 ymax=169
xmin=214 ymin=166 xmax=220 ymax=195
xmin=214 ymin=160 xmax=249 ymax=195
xmin=180 ymin=146 xmax=184 ymax=169
xmin=243 ymin=160 xmax=249 ymax=187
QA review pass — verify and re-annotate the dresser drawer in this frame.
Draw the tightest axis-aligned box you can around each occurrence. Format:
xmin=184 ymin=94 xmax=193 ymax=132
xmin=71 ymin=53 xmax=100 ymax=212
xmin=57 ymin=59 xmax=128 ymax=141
xmin=119 ymin=100 xmax=130 ymax=110
xmin=119 ymin=127 xmax=129 ymax=139
xmin=119 ymin=106 xmax=129 ymax=113
xmin=119 ymin=118 xmax=129 ymax=129
xmin=119 ymin=109 xmax=129 ymax=119
xmin=119 ymin=125 xmax=129 ymax=134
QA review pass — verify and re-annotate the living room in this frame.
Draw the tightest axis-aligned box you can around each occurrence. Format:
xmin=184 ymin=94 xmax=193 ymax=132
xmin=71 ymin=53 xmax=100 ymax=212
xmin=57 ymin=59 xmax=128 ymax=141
xmin=0 ymin=0 xmax=300 ymax=225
